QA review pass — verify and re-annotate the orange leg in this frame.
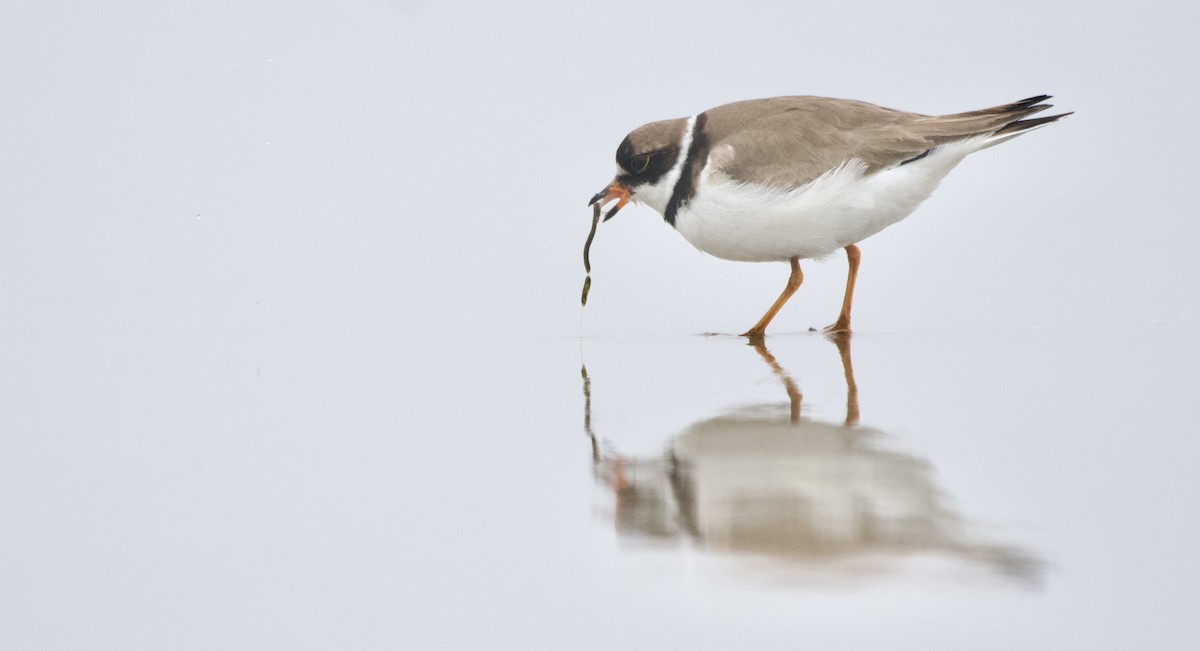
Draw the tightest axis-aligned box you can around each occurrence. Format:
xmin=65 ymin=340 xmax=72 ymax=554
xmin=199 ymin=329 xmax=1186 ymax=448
xmin=824 ymin=244 xmax=860 ymax=333
xmin=742 ymin=256 xmax=802 ymax=340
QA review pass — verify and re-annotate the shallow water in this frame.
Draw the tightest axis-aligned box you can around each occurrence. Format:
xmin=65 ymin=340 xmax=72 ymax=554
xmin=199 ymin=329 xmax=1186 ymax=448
xmin=5 ymin=0 xmax=1200 ymax=646
xmin=5 ymin=321 xmax=1196 ymax=649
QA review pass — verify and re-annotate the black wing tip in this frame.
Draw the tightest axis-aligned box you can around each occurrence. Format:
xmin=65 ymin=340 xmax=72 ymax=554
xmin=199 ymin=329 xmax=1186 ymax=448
xmin=1004 ymin=95 xmax=1072 ymax=124
xmin=1016 ymin=94 xmax=1053 ymax=107
xmin=994 ymin=111 xmax=1072 ymax=135
xmin=1006 ymin=95 xmax=1056 ymax=117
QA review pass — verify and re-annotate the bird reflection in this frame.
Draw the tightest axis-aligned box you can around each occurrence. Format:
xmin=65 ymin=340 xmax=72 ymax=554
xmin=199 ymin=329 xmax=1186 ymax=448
xmin=582 ymin=334 xmax=1041 ymax=584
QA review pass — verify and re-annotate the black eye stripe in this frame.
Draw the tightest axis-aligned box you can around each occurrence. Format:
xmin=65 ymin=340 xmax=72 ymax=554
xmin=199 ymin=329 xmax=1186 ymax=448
xmin=615 ymin=142 xmax=680 ymax=187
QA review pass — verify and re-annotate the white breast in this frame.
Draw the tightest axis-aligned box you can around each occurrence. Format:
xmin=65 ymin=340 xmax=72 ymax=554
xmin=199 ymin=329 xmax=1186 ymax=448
xmin=672 ymin=139 xmax=985 ymax=262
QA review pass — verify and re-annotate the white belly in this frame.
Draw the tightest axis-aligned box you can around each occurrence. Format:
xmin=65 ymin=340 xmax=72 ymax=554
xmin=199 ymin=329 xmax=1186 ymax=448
xmin=672 ymin=143 xmax=978 ymax=262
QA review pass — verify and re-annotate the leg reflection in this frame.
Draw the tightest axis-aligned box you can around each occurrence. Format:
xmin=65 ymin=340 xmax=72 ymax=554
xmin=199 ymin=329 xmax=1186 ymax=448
xmin=827 ymin=331 xmax=860 ymax=427
xmin=748 ymin=338 xmax=803 ymax=423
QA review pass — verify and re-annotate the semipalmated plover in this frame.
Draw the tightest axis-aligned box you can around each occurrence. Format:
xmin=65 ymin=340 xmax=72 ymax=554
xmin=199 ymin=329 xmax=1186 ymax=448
xmin=589 ymin=95 xmax=1069 ymax=338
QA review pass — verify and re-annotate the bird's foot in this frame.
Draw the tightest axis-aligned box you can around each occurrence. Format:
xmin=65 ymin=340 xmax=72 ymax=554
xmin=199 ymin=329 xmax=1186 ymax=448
xmin=740 ymin=327 xmax=767 ymax=342
xmin=822 ymin=319 xmax=852 ymax=334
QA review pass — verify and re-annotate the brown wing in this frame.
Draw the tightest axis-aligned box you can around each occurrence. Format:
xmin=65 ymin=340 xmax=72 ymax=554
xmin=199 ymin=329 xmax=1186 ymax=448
xmin=705 ymin=95 xmax=1057 ymax=187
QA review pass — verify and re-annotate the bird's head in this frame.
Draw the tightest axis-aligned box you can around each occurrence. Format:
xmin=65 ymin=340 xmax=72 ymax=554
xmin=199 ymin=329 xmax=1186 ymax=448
xmin=589 ymin=118 xmax=686 ymax=221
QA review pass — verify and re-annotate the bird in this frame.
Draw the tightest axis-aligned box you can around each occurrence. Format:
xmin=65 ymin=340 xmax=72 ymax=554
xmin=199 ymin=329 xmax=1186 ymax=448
xmin=588 ymin=95 xmax=1069 ymax=338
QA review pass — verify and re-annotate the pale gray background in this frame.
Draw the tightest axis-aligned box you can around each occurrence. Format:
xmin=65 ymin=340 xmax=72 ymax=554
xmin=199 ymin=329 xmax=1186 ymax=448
xmin=2 ymin=1 xmax=1198 ymax=649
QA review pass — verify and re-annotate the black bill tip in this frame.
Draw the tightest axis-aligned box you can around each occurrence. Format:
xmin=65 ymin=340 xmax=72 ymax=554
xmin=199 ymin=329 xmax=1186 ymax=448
xmin=588 ymin=187 xmax=608 ymax=207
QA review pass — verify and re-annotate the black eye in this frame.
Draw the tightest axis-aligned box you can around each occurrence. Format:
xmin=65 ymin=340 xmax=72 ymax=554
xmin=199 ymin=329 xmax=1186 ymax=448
xmin=631 ymin=154 xmax=651 ymax=173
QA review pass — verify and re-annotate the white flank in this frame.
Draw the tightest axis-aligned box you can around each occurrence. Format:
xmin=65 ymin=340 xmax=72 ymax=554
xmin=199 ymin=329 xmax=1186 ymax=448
xmin=673 ymin=137 xmax=991 ymax=262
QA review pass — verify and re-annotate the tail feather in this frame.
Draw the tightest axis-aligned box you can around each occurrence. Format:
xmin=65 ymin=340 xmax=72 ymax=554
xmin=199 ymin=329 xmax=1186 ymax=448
xmin=865 ymin=95 xmax=1069 ymax=171
xmin=950 ymin=94 xmax=1053 ymax=119
xmin=975 ymin=105 xmax=1073 ymax=150
xmin=912 ymin=95 xmax=1070 ymax=147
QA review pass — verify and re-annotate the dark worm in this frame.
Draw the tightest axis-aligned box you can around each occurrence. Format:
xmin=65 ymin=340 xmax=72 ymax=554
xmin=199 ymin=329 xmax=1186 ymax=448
xmin=581 ymin=203 xmax=600 ymax=305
